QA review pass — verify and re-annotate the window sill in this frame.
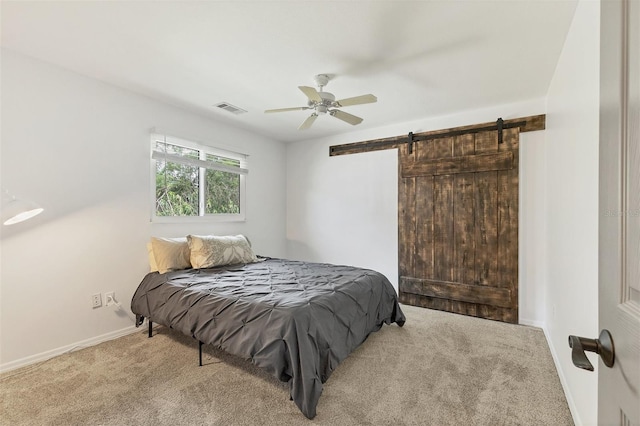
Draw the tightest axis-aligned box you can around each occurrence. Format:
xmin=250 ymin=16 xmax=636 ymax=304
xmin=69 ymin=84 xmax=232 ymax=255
xmin=151 ymin=215 xmax=246 ymax=224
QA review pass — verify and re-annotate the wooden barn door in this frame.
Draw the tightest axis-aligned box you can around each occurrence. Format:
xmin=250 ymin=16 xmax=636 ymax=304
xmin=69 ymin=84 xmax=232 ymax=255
xmin=398 ymin=127 xmax=519 ymax=323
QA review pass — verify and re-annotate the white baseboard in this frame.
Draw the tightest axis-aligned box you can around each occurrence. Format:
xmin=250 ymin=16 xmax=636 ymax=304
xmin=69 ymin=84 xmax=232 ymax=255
xmin=519 ymin=317 xmax=545 ymax=328
xmin=542 ymin=325 xmax=582 ymax=426
xmin=0 ymin=322 xmax=148 ymax=373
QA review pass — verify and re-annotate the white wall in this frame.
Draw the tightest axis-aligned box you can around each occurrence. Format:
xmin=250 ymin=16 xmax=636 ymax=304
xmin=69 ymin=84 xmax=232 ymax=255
xmin=0 ymin=50 xmax=287 ymax=369
xmin=286 ymin=98 xmax=548 ymax=326
xmin=543 ymin=1 xmax=600 ymax=424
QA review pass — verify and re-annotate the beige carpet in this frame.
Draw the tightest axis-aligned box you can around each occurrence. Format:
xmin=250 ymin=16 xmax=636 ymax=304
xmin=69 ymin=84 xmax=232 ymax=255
xmin=1 ymin=305 xmax=573 ymax=425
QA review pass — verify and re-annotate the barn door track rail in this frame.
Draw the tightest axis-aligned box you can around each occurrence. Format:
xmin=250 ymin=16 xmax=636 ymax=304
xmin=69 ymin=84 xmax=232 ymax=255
xmin=329 ymin=114 xmax=545 ymax=157
xmin=407 ymin=118 xmax=519 ymax=154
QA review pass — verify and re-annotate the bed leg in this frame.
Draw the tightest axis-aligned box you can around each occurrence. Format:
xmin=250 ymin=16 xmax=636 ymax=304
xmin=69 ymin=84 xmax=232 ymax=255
xmin=199 ymin=341 xmax=203 ymax=367
xmin=148 ymin=320 xmax=153 ymax=338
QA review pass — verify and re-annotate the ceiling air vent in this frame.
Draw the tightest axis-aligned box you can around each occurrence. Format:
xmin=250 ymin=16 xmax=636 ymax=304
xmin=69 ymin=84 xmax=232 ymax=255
xmin=214 ymin=102 xmax=247 ymax=115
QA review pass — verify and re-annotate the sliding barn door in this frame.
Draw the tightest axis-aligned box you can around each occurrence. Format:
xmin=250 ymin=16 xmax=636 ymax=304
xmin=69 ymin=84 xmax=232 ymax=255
xmin=398 ymin=128 xmax=519 ymax=323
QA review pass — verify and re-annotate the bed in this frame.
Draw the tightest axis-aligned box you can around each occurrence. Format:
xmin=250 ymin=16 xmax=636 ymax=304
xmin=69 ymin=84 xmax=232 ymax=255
xmin=131 ymin=257 xmax=405 ymax=419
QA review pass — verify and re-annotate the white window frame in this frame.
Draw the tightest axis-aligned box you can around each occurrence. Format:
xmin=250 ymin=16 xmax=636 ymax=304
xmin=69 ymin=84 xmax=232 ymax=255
xmin=150 ymin=132 xmax=247 ymax=223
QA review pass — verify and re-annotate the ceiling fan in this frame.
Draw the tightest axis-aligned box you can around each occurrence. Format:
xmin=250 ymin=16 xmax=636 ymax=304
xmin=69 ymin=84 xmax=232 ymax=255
xmin=265 ymin=74 xmax=377 ymax=130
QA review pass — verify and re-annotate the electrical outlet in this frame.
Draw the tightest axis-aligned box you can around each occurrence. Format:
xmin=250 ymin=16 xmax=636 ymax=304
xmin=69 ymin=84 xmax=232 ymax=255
xmin=105 ymin=292 xmax=115 ymax=306
xmin=92 ymin=293 xmax=102 ymax=308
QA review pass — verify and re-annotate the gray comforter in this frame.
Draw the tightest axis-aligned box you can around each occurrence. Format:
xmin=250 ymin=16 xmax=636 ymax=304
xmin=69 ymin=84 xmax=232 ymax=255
xmin=130 ymin=258 xmax=405 ymax=419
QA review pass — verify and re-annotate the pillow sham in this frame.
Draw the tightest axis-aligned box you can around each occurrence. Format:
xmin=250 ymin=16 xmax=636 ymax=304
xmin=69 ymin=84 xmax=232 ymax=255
xmin=150 ymin=237 xmax=191 ymax=274
xmin=146 ymin=242 xmax=159 ymax=272
xmin=187 ymin=234 xmax=258 ymax=269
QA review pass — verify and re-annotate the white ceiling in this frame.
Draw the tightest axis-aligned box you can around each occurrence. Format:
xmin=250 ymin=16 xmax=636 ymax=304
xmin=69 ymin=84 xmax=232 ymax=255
xmin=1 ymin=1 xmax=578 ymax=143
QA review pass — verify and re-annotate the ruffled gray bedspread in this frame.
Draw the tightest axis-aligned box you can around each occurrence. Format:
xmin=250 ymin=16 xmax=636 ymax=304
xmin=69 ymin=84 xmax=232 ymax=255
xmin=131 ymin=258 xmax=405 ymax=419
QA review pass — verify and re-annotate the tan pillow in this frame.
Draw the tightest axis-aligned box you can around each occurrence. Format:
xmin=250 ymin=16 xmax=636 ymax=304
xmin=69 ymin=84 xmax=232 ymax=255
xmin=187 ymin=234 xmax=258 ymax=269
xmin=150 ymin=237 xmax=191 ymax=274
xmin=146 ymin=242 xmax=159 ymax=272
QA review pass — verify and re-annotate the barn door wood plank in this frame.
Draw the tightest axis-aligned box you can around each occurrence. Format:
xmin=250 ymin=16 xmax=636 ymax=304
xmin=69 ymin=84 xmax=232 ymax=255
xmin=453 ymin=173 xmax=476 ymax=285
xmin=433 ymin=176 xmax=455 ymax=282
xmin=498 ymin=127 xmax=520 ymax=152
xmin=401 ymin=151 xmax=513 ymax=178
xmin=474 ymin=171 xmax=499 ymax=286
xmin=414 ymin=137 xmax=435 ymax=282
xmin=431 ymin=138 xmax=454 ymax=284
xmin=497 ymin=129 xmax=519 ymax=322
xmin=451 ymin=137 xmax=477 ymax=315
xmin=475 ymin=130 xmax=499 ymax=154
xmin=399 ymin=277 xmax=513 ymax=308
xmin=453 ymin=133 xmax=475 ymax=157
xmin=416 ymin=137 xmax=453 ymax=311
xmin=398 ymin=143 xmax=416 ymax=283
xmin=437 ymin=151 xmax=512 ymax=175
xmin=451 ymin=302 xmax=478 ymax=317
xmin=430 ymin=137 xmax=454 ymax=159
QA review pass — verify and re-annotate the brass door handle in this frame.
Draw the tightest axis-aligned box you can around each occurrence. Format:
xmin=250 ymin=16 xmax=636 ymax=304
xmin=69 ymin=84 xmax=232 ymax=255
xmin=568 ymin=329 xmax=615 ymax=371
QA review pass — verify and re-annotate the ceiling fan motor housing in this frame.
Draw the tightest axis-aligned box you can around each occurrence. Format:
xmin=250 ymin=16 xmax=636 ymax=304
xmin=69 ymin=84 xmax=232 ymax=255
xmin=307 ymin=91 xmax=335 ymax=114
xmin=319 ymin=92 xmax=335 ymax=102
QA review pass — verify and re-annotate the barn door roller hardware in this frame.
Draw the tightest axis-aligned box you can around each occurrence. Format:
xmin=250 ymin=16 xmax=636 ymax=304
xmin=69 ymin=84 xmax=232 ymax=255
xmin=407 ymin=132 xmax=415 ymax=154
xmin=497 ymin=117 xmax=504 ymax=144
xmin=405 ymin=118 xmax=524 ymax=154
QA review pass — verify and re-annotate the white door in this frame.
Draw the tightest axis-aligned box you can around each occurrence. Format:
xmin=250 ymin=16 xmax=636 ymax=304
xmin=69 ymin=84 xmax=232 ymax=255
xmin=599 ymin=0 xmax=640 ymax=424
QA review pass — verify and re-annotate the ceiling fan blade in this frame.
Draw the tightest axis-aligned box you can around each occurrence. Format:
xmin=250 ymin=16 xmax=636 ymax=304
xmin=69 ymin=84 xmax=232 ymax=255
xmin=265 ymin=106 xmax=308 ymax=113
xmin=298 ymin=86 xmax=323 ymax=103
xmin=330 ymin=110 xmax=363 ymax=126
xmin=298 ymin=114 xmax=318 ymax=130
xmin=335 ymin=94 xmax=377 ymax=107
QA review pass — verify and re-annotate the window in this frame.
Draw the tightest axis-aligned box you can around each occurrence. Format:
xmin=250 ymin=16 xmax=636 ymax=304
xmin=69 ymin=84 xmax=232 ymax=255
xmin=150 ymin=132 xmax=247 ymax=222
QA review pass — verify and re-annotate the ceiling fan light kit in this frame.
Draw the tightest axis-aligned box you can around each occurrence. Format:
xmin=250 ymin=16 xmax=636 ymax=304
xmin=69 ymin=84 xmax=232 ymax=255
xmin=265 ymin=74 xmax=377 ymax=130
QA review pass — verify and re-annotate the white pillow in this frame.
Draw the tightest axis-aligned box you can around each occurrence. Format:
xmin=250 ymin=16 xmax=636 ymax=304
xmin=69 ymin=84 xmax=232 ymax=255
xmin=150 ymin=237 xmax=191 ymax=274
xmin=187 ymin=234 xmax=258 ymax=269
